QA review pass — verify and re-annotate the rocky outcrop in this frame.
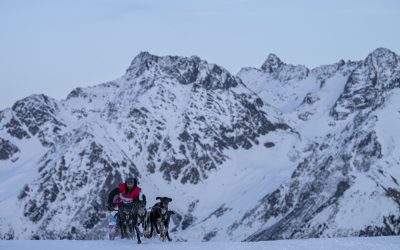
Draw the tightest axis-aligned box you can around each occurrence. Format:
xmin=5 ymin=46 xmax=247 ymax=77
xmin=0 ymin=137 xmax=19 ymax=161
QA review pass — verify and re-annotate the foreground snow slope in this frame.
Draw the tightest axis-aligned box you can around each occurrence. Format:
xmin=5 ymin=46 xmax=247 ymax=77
xmin=1 ymin=236 xmax=399 ymax=250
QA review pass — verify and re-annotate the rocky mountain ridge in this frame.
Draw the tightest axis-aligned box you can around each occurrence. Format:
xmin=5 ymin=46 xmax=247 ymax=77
xmin=1 ymin=48 xmax=399 ymax=241
xmin=0 ymin=52 xmax=293 ymax=239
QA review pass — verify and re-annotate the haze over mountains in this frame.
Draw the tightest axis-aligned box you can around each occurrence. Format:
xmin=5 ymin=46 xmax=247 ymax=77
xmin=0 ymin=48 xmax=399 ymax=241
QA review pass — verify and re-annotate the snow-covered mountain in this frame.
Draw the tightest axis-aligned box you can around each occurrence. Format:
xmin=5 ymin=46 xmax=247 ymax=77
xmin=0 ymin=48 xmax=399 ymax=241
xmin=237 ymin=48 xmax=400 ymax=240
xmin=0 ymin=52 xmax=296 ymax=239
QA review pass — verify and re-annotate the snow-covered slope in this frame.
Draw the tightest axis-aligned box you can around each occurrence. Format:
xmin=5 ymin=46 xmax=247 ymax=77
xmin=1 ymin=48 xmax=400 ymax=241
xmin=1 ymin=236 xmax=400 ymax=250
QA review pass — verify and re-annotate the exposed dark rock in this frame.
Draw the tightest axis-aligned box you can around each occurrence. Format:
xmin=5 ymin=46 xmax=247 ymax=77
xmin=147 ymin=142 xmax=159 ymax=160
xmin=66 ymin=87 xmax=85 ymax=99
xmin=301 ymin=93 xmax=320 ymax=105
xmin=181 ymin=167 xmax=200 ymax=184
xmin=203 ymin=230 xmax=218 ymax=241
xmin=264 ymin=142 xmax=275 ymax=148
xmin=170 ymin=212 xmax=183 ymax=232
xmin=18 ymin=184 xmax=30 ymax=200
xmin=261 ymin=54 xmax=285 ymax=73
xmin=201 ymin=204 xmax=232 ymax=223
xmin=391 ymin=176 xmax=399 ymax=186
xmin=5 ymin=118 xmax=31 ymax=139
xmin=0 ymin=137 xmax=19 ymax=160
xmin=24 ymin=199 xmax=47 ymax=223
xmin=331 ymin=48 xmax=399 ymax=120
xmin=360 ymin=215 xmax=400 ymax=236
xmin=146 ymin=162 xmax=156 ymax=173
xmin=11 ymin=94 xmax=66 ymax=146
xmin=383 ymin=187 xmax=400 ymax=207
xmin=0 ymin=227 xmax=15 ymax=240
xmin=160 ymin=158 xmax=187 ymax=182
xmin=353 ymin=131 xmax=382 ymax=172
xmin=182 ymin=214 xmax=195 ymax=230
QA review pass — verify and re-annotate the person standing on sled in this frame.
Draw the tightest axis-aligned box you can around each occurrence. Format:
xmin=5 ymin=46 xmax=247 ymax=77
xmin=107 ymin=177 xmax=145 ymax=241
xmin=107 ymin=177 xmax=142 ymax=207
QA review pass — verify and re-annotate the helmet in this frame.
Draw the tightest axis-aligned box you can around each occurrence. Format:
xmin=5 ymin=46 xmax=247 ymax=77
xmin=126 ymin=177 xmax=136 ymax=185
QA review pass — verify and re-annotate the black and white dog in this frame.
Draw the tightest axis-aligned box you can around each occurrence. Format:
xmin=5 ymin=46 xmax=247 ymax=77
xmin=145 ymin=197 xmax=175 ymax=241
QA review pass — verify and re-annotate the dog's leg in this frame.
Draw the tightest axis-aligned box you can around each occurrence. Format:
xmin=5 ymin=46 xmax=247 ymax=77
xmin=137 ymin=218 xmax=143 ymax=237
xmin=149 ymin=219 xmax=154 ymax=238
xmin=146 ymin=216 xmax=152 ymax=238
xmin=160 ymin=222 xmax=166 ymax=241
xmin=144 ymin=216 xmax=150 ymax=238
xmin=155 ymin=220 xmax=160 ymax=234
xmin=141 ymin=217 xmax=145 ymax=231
xmin=166 ymin=229 xmax=172 ymax=242
xmin=135 ymin=225 xmax=141 ymax=244
xmin=117 ymin=214 xmax=126 ymax=239
xmin=120 ymin=224 xmax=126 ymax=239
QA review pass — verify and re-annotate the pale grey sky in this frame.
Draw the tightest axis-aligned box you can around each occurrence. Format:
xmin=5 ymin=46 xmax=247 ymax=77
xmin=0 ymin=0 xmax=399 ymax=109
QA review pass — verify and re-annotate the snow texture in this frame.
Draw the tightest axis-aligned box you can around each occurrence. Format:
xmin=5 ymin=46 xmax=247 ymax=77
xmin=0 ymin=236 xmax=399 ymax=250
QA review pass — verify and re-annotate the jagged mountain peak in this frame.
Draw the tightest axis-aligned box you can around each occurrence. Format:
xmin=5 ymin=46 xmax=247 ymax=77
xmin=368 ymin=47 xmax=397 ymax=58
xmin=131 ymin=51 xmax=202 ymax=64
xmin=6 ymin=94 xmax=66 ymax=146
xmin=365 ymin=47 xmax=398 ymax=69
xmin=125 ymin=51 xmax=160 ymax=76
xmin=125 ymin=51 xmax=204 ymax=78
xmin=10 ymin=93 xmax=61 ymax=128
xmin=330 ymin=48 xmax=400 ymax=120
xmin=123 ymin=52 xmax=239 ymax=90
xmin=130 ymin=51 xmax=159 ymax=65
xmin=11 ymin=94 xmax=56 ymax=110
xmin=261 ymin=53 xmax=285 ymax=72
